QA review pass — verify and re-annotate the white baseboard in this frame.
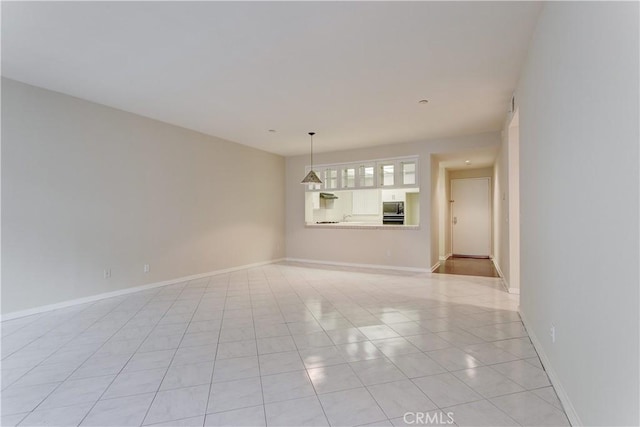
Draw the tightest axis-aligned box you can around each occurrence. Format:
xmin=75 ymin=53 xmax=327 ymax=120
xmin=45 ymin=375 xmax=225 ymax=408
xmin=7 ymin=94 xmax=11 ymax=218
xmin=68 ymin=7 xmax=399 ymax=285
xmin=285 ymin=258 xmax=430 ymax=274
xmin=1 ymin=258 xmax=285 ymax=321
xmin=430 ymin=262 xmax=441 ymax=272
xmin=491 ymin=257 xmax=508 ymax=292
xmin=519 ymin=309 xmax=582 ymax=426
xmin=490 ymin=256 xmax=502 ymax=277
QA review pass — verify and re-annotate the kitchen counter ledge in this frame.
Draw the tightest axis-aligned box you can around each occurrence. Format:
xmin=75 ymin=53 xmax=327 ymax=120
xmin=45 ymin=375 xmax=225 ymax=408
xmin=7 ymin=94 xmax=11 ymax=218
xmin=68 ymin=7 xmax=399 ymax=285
xmin=305 ymin=223 xmax=420 ymax=230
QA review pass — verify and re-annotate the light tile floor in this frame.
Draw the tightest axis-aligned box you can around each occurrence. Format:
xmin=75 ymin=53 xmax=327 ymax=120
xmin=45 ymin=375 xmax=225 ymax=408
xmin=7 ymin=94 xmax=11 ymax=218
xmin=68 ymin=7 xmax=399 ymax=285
xmin=1 ymin=262 xmax=570 ymax=426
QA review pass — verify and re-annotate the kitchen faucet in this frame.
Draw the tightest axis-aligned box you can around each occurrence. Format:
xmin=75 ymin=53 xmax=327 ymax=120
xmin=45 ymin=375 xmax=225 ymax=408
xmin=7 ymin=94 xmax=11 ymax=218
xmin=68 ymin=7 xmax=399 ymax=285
xmin=343 ymin=214 xmax=353 ymax=221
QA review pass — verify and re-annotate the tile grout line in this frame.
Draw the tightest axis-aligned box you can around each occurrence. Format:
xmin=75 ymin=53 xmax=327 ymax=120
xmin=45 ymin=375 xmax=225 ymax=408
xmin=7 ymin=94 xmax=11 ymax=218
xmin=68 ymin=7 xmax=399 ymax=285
xmin=75 ymin=286 xmax=184 ymax=426
xmin=290 ymin=279 xmax=335 ymax=427
xmin=138 ymin=277 xmax=214 ymax=427
xmin=202 ymin=273 xmax=231 ymax=426
xmin=252 ymin=268 xmax=269 ymax=427
xmin=15 ymin=289 xmax=163 ymax=424
xmin=2 ymin=300 xmax=101 ymax=358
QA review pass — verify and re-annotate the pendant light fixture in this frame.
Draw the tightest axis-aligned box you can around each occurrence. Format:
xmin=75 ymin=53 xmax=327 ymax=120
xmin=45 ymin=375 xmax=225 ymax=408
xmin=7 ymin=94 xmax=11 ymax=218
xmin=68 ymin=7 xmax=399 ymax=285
xmin=301 ymin=132 xmax=322 ymax=184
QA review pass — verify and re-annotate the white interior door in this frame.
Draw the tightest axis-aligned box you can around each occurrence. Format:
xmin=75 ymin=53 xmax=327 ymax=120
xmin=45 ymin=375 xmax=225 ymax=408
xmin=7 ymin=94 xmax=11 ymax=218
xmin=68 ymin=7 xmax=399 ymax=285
xmin=451 ymin=177 xmax=491 ymax=257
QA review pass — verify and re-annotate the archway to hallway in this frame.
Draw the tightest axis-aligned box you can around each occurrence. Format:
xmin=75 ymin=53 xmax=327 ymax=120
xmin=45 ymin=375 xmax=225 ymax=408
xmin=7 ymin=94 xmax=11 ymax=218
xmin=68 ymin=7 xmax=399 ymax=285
xmin=430 ymin=149 xmax=500 ymax=279
xmin=428 ymin=123 xmax=521 ymax=296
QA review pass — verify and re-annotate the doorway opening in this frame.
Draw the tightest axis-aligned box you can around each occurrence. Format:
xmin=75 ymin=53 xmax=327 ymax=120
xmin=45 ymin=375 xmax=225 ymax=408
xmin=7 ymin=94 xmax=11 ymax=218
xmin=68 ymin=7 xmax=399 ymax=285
xmin=430 ymin=149 xmax=498 ymax=276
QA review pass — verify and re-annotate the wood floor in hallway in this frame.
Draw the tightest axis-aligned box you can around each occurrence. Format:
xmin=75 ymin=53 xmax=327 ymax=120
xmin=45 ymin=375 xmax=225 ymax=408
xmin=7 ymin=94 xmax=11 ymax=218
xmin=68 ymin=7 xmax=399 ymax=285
xmin=434 ymin=256 xmax=500 ymax=278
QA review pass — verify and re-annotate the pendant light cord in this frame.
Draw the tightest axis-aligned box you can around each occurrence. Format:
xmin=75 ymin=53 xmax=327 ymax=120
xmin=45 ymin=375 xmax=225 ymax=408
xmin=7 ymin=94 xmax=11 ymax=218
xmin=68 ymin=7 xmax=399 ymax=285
xmin=309 ymin=132 xmax=315 ymax=171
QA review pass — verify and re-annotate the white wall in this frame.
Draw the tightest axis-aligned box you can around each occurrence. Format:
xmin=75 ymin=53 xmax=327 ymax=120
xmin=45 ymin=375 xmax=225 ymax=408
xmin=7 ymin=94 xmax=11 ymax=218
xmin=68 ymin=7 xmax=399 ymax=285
xmin=506 ymin=114 xmax=520 ymax=293
xmin=443 ymin=168 xmax=452 ymax=257
xmin=436 ymin=163 xmax=447 ymax=261
xmin=2 ymin=78 xmax=285 ymax=315
xmin=516 ymin=3 xmax=639 ymax=425
xmin=285 ymin=133 xmax=500 ymax=270
xmin=449 ymin=167 xmax=493 ymax=181
xmin=493 ymin=129 xmax=510 ymax=286
xmin=430 ymin=155 xmax=440 ymax=268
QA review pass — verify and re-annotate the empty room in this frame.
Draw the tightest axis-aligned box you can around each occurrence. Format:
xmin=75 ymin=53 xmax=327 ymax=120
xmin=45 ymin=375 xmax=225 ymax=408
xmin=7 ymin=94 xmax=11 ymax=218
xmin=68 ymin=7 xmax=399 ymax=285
xmin=1 ymin=1 xmax=638 ymax=427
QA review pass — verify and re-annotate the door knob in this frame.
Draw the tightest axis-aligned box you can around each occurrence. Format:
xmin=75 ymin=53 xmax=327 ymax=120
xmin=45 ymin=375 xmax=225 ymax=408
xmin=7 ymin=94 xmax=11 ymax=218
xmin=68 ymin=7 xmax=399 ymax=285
xmin=453 ymin=217 xmax=457 ymax=224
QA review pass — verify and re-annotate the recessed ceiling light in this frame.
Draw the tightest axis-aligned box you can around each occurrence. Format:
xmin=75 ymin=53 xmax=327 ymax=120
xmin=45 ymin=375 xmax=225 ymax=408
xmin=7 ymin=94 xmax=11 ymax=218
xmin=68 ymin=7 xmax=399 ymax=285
xmin=268 ymin=129 xmax=277 ymax=133
xmin=465 ymin=160 xmax=471 ymax=165
xmin=418 ymin=99 xmax=429 ymax=104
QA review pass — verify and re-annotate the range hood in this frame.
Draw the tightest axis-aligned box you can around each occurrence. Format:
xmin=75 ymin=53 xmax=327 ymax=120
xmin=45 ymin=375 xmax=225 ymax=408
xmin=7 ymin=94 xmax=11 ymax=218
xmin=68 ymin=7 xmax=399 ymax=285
xmin=319 ymin=192 xmax=338 ymax=200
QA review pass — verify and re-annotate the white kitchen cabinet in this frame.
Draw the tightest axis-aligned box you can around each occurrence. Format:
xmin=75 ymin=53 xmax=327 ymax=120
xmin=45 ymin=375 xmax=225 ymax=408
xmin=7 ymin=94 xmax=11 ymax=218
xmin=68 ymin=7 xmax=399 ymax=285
xmin=401 ymin=160 xmax=417 ymax=186
xmin=379 ymin=163 xmax=395 ymax=187
xmin=341 ymin=166 xmax=356 ymax=189
xmin=304 ymin=156 xmax=418 ymax=191
xmin=358 ymin=163 xmax=376 ymax=187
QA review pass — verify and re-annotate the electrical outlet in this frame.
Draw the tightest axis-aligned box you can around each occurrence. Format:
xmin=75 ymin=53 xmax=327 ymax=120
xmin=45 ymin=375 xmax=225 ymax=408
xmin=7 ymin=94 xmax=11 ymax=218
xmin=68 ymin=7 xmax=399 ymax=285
xmin=144 ymin=264 xmax=150 ymax=273
xmin=550 ymin=325 xmax=556 ymax=343
xmin=104 ymin=268 xmax=111 ymax=279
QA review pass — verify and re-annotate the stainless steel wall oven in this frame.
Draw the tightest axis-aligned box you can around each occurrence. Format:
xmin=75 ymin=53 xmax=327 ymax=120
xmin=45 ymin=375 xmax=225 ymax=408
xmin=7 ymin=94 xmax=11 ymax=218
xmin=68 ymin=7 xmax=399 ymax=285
xmin=382 ymin=201 xmax=404 ymax=225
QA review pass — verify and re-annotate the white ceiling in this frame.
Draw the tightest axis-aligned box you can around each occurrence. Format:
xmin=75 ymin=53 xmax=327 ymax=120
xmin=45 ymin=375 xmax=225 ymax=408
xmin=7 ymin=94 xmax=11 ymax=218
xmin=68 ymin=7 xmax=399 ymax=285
xmin=1 ymin=1 xmax=541 ymax=156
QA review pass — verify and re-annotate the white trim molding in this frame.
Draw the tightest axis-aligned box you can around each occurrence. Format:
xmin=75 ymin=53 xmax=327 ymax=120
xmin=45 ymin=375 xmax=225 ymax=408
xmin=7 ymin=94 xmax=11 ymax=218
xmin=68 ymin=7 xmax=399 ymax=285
xmin=285 ymin=258 xmax=430 ymax=274
xmin=519 ymin=310 xmax=583 ymax=426
xmin=1 ymin=258 xmax=285 ymax=321
xmin=491 ymin=256 xmax=504 ymax=278
xmin=439 ymin=253 xmax=452 ymax=261
xmin=491 ymin=257 xmax=509 ymax=293
xmin=430 ymin=262 xmax=441 ymax=273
